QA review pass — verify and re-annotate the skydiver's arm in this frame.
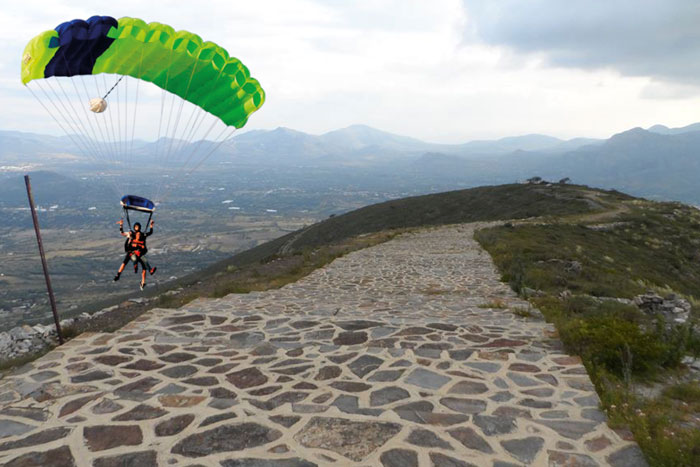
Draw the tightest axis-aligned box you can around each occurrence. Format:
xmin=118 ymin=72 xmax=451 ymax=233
xmin=118 ymin=220 xmax=129 ymax=237
xmin=146 ymin=220 xmax=154 ymax=237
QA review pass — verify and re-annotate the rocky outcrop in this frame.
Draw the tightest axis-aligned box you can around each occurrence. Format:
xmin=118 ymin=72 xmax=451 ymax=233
xmin=634 ymin=292 xmax=692 ymax=328
xmin=0 ymin=303 xmax=138 ymax=363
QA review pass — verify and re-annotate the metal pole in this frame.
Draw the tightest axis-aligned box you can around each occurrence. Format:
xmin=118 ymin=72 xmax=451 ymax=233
xmin=24 ymin=175 xmax=64 ymax=345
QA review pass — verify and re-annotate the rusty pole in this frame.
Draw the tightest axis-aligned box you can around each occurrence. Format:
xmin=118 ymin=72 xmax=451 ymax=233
xmin=24 ymin=175 xmax=64 ymax=345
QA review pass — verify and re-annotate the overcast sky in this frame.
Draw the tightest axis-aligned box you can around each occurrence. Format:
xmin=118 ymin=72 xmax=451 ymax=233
xmin=2 ymin=0 xmax=700 ymax=143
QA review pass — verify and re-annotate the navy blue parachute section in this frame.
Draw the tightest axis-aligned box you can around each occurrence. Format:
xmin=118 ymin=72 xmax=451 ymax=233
xmin=45 ymin=16 xmax=117 ymax=78
xmin=120 ymin=195 xmax=155 ymax=213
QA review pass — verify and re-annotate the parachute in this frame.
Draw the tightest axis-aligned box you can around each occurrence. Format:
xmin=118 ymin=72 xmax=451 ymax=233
xmin=21 ymin=15 xmax=265 ymax=203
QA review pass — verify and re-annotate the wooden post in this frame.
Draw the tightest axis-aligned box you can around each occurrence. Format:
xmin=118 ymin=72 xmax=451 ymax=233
xmin=24 ymin=175 xmax=64 ymax=345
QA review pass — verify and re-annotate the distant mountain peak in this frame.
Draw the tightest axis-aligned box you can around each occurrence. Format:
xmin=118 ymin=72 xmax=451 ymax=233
xmin=646 ymin=122 xmax=700 ymax=135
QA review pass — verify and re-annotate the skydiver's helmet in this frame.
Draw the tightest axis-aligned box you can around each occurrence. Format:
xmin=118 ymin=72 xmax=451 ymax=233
xmin=133 ymin=222 xmax=141 ymax=232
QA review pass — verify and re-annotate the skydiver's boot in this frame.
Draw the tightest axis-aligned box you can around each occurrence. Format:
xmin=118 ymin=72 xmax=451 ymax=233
xmin=113 ymin=272 xmax=121 ymax=282
xmin=149 ymin=267 xmax=157 ymax=275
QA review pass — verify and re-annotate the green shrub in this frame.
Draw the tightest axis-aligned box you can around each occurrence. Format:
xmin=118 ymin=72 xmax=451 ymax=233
xmin=560 ymin=314 xmax=667 ymax=376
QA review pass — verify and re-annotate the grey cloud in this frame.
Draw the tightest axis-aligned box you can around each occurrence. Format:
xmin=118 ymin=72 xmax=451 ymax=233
xmin=464 ymin=0 xmax=700 ymax=86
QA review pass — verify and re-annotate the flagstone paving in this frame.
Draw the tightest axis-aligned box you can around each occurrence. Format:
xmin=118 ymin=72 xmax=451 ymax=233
xmin=0 ymin=224 xmax=647 ymax=466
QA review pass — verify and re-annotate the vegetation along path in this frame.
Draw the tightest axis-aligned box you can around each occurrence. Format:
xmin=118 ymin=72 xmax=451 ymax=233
xmin=0 ymin=223 xmax=645 ymax=466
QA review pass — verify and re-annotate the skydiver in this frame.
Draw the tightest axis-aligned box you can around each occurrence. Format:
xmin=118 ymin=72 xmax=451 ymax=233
xmin=114 ymin=219 xmax=157 ymax=290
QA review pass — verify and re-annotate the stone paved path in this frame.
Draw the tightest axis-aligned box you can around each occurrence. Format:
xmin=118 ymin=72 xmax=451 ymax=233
xmin=0 ymin=224 xmax=647 ymax=466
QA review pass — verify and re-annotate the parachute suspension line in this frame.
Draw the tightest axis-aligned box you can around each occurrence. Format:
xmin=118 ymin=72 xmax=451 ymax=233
xmin=86 ymin=75 xmax=121 ymax=190
xmin=52 ymin=55 xmax=105 ymax=164
xmin=156 ymin=51 xmax=231 ymax=203
xmin=39 ymin=79 xmax=105 ymax=176
xmin=92 ymin=75 xmax=118 ymax=172
xmin=160 ymin=126 xmax=237 ymax=204
xmin=157 ymin=118 xmax=224 ymax=202
xmin=152 ymin=45 xmax=176 ymax=199
xmin=102 ymin=75 xmax=124 ymax=100
xmin=167 ymin=57 xmax=228 ymax=183
xmin=67 ymin=73 xmax=111 ymax=174
xmin=162 ymin=49 xmax=203 ymax=177
xmin=129 ymin=48 xmax=145 ymax=170
xmin=114 ymin=76 xmax=123 ymax=184
xmin=101 ymin=75 xmax=121 ymax=174
xmin=80 ymin=75 xmax=113 ymax=171
xmin=44 ymin=78 xmax=101 ymax=164
xmin=27 ymin=83 xmax=94 ymax=166
xmin=122 ymin=76 xmax=129 ymax=193
xmin=156 ymin=117 xmax=220 ymax=203
xmin=27 ymin=82 xmax=121 ymax=197
xmin=154 ymin=90 xmax=179 ymax=198
xmin=105 ymin=74 xmax=125 ymax=177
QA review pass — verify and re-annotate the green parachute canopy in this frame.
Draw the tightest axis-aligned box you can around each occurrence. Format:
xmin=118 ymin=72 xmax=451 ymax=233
xmin=21 ymin=16 xmax=265 ymax=128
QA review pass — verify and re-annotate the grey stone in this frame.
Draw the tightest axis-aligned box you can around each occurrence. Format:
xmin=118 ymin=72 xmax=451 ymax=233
xmin=93 ymin=451 xmax=158 ymax=467
xmin=200 ymin=413 xmax=239 ymax=426
xmin=84 ymin=425 xmax=143 ymax=451
xmin=226 ymin=367 xmax=268 ymax=388
xmin=465 ymin=362 xmax=501 ymax=373
xmin=30 ymin=370 xmax=60 ymax=382
xmin=172 ymin=423 xmax=282 ymax=457
xmin=0 ymin=407 xmax=49 ymax=422
xmin=4 ymin=446 xmax=75 ymax=467
xmin=406 ymin=428 xmax=453 ymax=449
xmin=0 ymin=427 xmax=71 ymax=452
xmin=473 ymin=415 xmax=517 ymax=435
xmin=333 ymin=331 xmax=368 ymax=346
xmin=368 ymin=370 xmax=404 ymax=382
xmin=440 ymin=397 xmax=487 ymax=414
xmin=370 ymin=386 xmax=410 ymax=406
xmin=348 ymin=355 xmax=383 ymax=378
xmin=229 ymin=332 xmax=265 ymax=348
xmin=336 ymin=320 xmax=384 ymax=331
xmin=534 ymin=420 xmax=598 ymax=440
xmin=380 ymin=448 xmax=418 ymax=467
xmin=269 ymin=415 xmax=301 ymax=428
xmin=332 ymin=395 xmax=383 ymax=416
xmin=548 ymin=450 xmax=599 ymax=467
xmin=112 ymin=404 xmax=167 ymax=421
xmin=500 ymin=437 xmax=544 ymax=464
xmin=581 ymin=408 xmax=607 ymax=422
xmin=405 ymin=368 xmax=450 ymax=390
xmin=156 ymin=383 xmax=186 ymax=395
xmin=221 ymin=459 xmax=318 ymax=467
xmin=0 ymin=420 xmax=34 ymax=439
xmin=91 ymin=399 xmax=123 ymax=414
xmin=448 ymin=427 xmax=493 ymax=453
xmin=155 ymin=414 xmax=195 ymax=437
xmin=70 ymin=370 xmax=112 ymax=383
xmin=448 ymin=380 xmax=489 ymax=394
xmin=607 ymin=445 xmax=648 ymax=467
xmin=574 ymin=394 xmax=600 ymax=407
xmin=430 ymin=452 xmax=478 ymax=467
xmin=489 ymin=391 xmax=514 ymax=402
xmin=507 ymin=372 xmax=540 ymax=387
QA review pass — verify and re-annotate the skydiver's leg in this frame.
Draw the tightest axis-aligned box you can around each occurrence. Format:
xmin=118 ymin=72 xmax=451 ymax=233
xmin=136 ymin=256 xmax=148 ymax=290
xmin=114 ymin=254 xmax=130 ymax=281
xmin=140 ymin=255 xmax=156 ymax=275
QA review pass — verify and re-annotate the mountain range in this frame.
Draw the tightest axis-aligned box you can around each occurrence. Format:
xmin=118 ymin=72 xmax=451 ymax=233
xmin=2 ymin=122 xmax=700 ymax=204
